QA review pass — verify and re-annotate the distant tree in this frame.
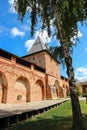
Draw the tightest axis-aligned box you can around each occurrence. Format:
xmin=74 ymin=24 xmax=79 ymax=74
xmin=14 ymin=0 xmax=87 ymax=129
xmin=76 ymin=84 xmax=82 ymax=96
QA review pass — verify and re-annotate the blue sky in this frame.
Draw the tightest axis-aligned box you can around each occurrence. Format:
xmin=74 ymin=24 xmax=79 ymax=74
xmin=0 ymin=0 xmax=87 ymax=82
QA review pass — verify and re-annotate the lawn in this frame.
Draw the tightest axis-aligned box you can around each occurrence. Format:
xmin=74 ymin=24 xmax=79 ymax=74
xmin=9 ymin=100 xmax=87 ymax=130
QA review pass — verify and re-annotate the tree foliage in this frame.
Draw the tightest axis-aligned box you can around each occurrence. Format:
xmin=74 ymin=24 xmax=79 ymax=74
xmin=14 ymin=0 xmax=87 ymax=63
xmin=14 ymin=0 xmax=86 ymax=38
xmin=14 ymin=0 xmax=87 ymax=130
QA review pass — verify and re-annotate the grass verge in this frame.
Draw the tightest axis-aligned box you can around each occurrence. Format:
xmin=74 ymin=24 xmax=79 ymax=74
xmin=9 ymin=100 xmax=87 ymax=130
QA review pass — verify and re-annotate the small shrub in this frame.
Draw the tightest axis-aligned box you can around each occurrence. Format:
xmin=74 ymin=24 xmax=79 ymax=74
xmin=82 ymin=93 xmax=87 ymax=97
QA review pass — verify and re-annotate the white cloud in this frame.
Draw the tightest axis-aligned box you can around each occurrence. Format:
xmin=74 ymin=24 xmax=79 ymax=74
xmin=25 ymin=40 xmax=35 ymax=52
xmin=20 ymin=25 xmax=30 ymax=32
xmin=8 ymin=0 xmax=17 ymax=13
xmin=71 ymin=30 xmax=82 ymax=44
xmin=11 ymin=27 xmax=25 ymax=37
xmin=8 ymin=0 xmax=14 ymax=5
xmin=75 ymin=65 xmax=87 ymax=81
xmin=77 ymin=30 xmax=82 ymax=37
xmin=0 ymin=26 xmax=9 ymax=36
xmin=35 ymin=30 xmax=51 ymax=43
xmin=25 ymin=30 xmax=51 ymax=52
xmin=85 ymin=48 xmax=87 ymax=51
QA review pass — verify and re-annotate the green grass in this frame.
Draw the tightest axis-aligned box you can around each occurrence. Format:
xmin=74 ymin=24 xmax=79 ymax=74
xmin=9 ymin=101 xmax=87 ymax=130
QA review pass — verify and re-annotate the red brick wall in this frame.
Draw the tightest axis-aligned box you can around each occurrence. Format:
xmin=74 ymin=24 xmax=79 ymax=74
xmin=23 ymin=52 xmax=46 ymax=69
xmin=24 ymin=51 xmax=62 ymax=99
xmin=22 ymin=51 xmax=69 ymax=99
xmin=45 ymin=53 xmax=60 ymax=79
xmin=82 ymin=85 xmax=87 ymax=93
xmin=45 ymin=74 xmax=62 ymax=99
xmin=0 ymin=50 xmax=69 ymax=104
xmin=23 ymin=51 xmax=60 ymax=79
xmin=0 ymin=56 xmax=46 ymax=103
xmin=61 ymin=77 xmax=69 ymax=97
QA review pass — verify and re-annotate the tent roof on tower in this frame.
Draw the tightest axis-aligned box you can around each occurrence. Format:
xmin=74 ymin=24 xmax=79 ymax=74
xmin=29 ymin=36 xmax=47 ymax=55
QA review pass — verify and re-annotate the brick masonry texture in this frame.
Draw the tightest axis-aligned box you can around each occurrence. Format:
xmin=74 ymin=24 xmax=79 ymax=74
xmin=0 ymin=49 xmax=69 ymax=104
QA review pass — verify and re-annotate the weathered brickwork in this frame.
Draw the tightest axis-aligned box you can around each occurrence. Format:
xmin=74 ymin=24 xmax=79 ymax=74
xmin=45 ymin=52 xmax=60 ymax=79
xmin=24 ymin=51 xmax=46 ymax=69
xmin=23 ymin=51 xmax=60 ymax=79
xmin=0 ymin=49 xmax=69 ymax=104
xmin=0 ymin=51 xmax=46 ymax=103
xmin=61 ymin=76 xmax=69 ymax=97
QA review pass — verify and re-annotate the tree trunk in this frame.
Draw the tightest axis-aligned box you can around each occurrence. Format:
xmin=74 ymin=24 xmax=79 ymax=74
xmin=53 ymin=2 xmax=85 ymax=130
xmin=64 ymin=53 xmax=85 ymax=130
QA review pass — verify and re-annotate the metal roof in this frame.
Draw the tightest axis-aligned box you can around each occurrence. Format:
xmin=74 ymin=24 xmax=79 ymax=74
xmin=29 ymin=36 xmax=47 ymax=54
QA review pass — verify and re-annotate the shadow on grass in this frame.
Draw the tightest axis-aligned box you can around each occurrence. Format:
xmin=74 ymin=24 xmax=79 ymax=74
xmin=9 ymin=114 xmax=87 ymax=130
xmin=83 ymin=114 xmax=87 ymax=129
xmin=9 ymin=115 xmax=73 ymax=130
xmin=9 ymin=101 xmax=87 ymax=130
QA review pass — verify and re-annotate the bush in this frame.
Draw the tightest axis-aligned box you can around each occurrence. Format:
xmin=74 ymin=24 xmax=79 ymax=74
xmin=82 ymin=93 xmax=87 ymax=97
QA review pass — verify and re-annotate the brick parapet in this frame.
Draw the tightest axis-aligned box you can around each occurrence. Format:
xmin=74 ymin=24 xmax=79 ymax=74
xmin=0 ymin=55 xmax=46 ymax=103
